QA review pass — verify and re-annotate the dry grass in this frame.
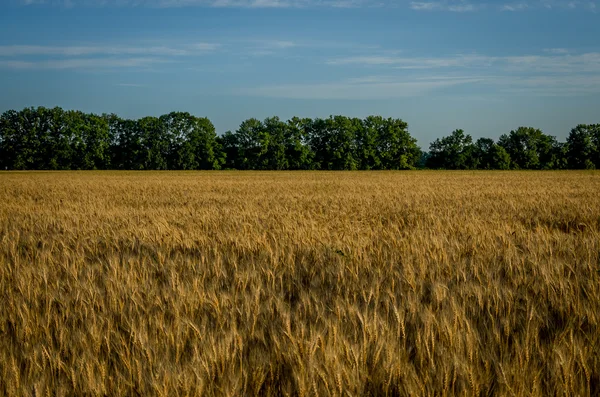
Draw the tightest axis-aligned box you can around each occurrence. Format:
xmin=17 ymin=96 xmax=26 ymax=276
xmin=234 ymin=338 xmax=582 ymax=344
xmin=0 ymin=171 xmax=599 ymax=396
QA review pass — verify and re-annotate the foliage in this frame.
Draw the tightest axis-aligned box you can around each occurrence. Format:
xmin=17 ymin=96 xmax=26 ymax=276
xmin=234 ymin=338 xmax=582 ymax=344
xmin=473 ymin=138 xmax=511 ymax=170
xmin=1 ymin=107 xmax=599 ymax=170
xmin=426 ymin=129 xmax=477 ymax=169
xmin=497 ymin=127 xmax=561 ymax=170
xmin=217 ymin=115 xmax=421 ymax=171
xmin=567 ymin=124 xmax=600 ymax=169
xmin=0 ymin=107 xmax=223 ymax=170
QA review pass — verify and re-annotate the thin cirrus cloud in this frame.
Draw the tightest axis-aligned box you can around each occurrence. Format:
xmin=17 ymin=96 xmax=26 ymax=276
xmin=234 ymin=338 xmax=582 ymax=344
xmin=12 ymin=0 xmax=599 ymax=8
xmin=0 ymin=39 xmax=310 ymax=69
xmin=243 ymin=39 xmax=297 ymax=56
xmin=239 ymin=73 xmax=600 ymax=100
xmin=501 ymin=0 xmax=598 ymax=10
xmin=501 ymin=2 xmax=529 ymax=10
xmin=239 ymin=50 xmax=600 ymax=100
xmin=410 ymin=0 xmax=598 ymax=11
xmin=326 ymin=54 xmax=495 ymax=68
xmin=236 ymin=76 xmax=485 ymax=100
xmin=495 ymin=75 xmax=600 ymax=96
xmin=115 ymin=83 xmax=146 ymax=87
xmin=326 ymin=52 xmax=600 ymax=73
xmin=409 ymin=1 xmax=478 ymax=12
xmin=14 ymin=0 xmax=375 ymax=7
xmin=0 ymin=57 xmax=169 ymax=70
xmin=543 ymin=48 xmax=570 ymax=54
xmin=0 ymin=42 xmax=220 ymax=70
xmin=0 ymin=43 xmax=220 ymax=57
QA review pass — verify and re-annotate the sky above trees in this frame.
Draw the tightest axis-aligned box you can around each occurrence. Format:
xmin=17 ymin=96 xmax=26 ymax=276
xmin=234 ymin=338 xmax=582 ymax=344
xmin=0 ymin=0 xmax=599 ymax=146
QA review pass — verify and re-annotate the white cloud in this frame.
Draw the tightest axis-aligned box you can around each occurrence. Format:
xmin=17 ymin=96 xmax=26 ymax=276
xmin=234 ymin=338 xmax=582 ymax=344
xmin=13 ymin=0 xmax=599 ymax=9
xmin=501 ymin=2 xmax=529 ymax=10
xmin=16 ymin=0 xmax=379 ymax=7
xmin=233 ymin=39 xmax=299 ymax=57
xmin=237 ymin=76 xmax=483 ymax=99
xmin=326 ymin=56 xmax=400 ymax=65
xmin=326 ymin=54 xmax=495 ymax=68
xmin=189 ymin=43 xmax=222 ymax=51
xmin=500 ymin=0 xmax=599 ymax=9
xmin=409 ymin=1 xmax=478 ymax=11
xmin=327 ymin=51 xmax=600 ymax=74
xmin=188 ymin=0 xmax=292 ymax=7
xmin=321 ymin=50 xmax=600 ymax=97
xmin=0 ymin=44 xmax=219 ymax=57
xmin=543 ymin=48 xmax=570 ymax=54
xmin=115 ymin=83 xmax=146 ymax=87
xmin=494 ymin=75 xmax=600 ymax=95
xmin=265 ymin=40 xmax=296 ymax=49
xmin=0 ymin=57 xmax=168 ymax=69
xmin=0 ymin=60 xmax=34 ymax=69
xmin=237 ymin=70 xmax=600 ymax=99
xmin=503 ymin=52 xmax=600 ymax=73
xmin=448 ymin=3 xmax=475 ymax=10
xmin=409 ymin=1 xmax=439 ymax=9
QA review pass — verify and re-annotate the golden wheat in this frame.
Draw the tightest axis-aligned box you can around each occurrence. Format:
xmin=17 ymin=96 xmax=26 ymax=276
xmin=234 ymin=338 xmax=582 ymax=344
xmin=0 ymin=171 xmax=599 ymax=396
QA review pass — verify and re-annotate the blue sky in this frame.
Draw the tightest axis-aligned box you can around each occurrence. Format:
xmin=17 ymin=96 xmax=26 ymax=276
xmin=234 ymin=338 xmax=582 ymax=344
xmin=1 ymin=0 xmax=599 ymax=146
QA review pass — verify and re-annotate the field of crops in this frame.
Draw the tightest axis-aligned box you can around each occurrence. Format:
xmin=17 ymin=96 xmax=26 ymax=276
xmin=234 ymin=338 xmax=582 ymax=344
xmin=1 ymin=171 xmax=599 ymax=396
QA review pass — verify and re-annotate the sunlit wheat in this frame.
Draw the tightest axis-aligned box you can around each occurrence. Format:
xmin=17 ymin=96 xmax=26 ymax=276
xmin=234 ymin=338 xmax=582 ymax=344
xmin=0 ymin=170 xmax=599 ymax=395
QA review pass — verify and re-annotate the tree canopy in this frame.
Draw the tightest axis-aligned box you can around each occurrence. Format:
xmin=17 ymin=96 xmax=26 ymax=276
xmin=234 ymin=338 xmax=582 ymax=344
xmin=0 ymin=107 xmax=598 ymax=170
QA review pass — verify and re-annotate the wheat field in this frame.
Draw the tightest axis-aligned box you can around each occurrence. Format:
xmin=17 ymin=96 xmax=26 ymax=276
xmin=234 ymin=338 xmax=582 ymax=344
xmin=0 ymin=171 xmax=599 ymax=396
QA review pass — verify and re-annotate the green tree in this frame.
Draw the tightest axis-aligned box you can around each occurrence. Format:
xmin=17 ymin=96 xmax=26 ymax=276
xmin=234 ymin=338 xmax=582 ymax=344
xmin=567 ymin=124 xmax=598 ymax=169
xmin=551 ymin=141 xmax=568 ymax=170
xmin=217 ymin=130 xmax=240 ymax=170
xmin=0 ymin=107 xmax=67 ymax=170
xmin=138 ymin=116 xmax=169 ymax=170
xmin=427 ymin=129 xmax=477 ymax=169
xmin=219 ymin=117 xmax=313 ymax=170
xmin=63 ymin=111 xmax=111 ymax=170
xmin=355 ymin=117 xmax=380 ymax=170
xmin=591 ymin=125 xmax=600 ymax=168
xmin=6 ymin=106 xmax=598 ymax=172
xmin=489 ymin=144 xmax=511 ymax=170
xmin=193 ymin=116 xmax=224 ymax=170
xmin=160 ymin=112 xmax=195 ymax=170
xmin=498 ymin=127 xmax=559 ymax=170
xmin=0 ymin=109 xmax=22 ymax=169
xmin=377 ymin=117 xmax=421 ymax=170
xmin=44 ymin=107 xmax=73 ymax=170
xmin=285 ymin=117 xmax=315 ymax=170
xmin=417 ymin=151 xmax=430 ymax=169
xmin=18 ymin=107 xmax=51 ymax=169
xmin=262 ymin=116 xmax=289 ymax=170
xmin=308 ymin=116 xmax=358 ymax=170
xmin=108 ymin=116 xmax=145 ymax=170
xmin=160 ymin=112 xmax=223 ymax=170
xmin=232 ymin=118 xmax=269 ymax=170
xmin=473 ymin=138 xmax=511 ymax=170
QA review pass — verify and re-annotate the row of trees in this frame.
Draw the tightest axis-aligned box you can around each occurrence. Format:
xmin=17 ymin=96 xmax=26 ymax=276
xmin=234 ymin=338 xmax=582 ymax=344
xmin=426 ymin=125 xmax=600 ymax=170
xmin=0 ymin=107 xmax=223 ymax=171
xmin=219 ymin=115 xmax=421 ymax=170
xmin=1 ymin=107 xmax=599 ymax=170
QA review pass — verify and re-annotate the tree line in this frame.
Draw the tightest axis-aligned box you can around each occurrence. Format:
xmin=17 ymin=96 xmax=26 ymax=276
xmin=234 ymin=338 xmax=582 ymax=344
xmin=1 ymin=107 xmax=599 ymax=170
